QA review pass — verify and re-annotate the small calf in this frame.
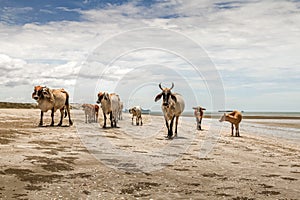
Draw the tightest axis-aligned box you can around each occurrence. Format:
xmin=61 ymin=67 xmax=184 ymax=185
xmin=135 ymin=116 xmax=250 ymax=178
xmin=193 ymin=106 xmax=206 ymax=130
xmin=82 ymin=104 xmax=99 ymax=123
xmin=129 ymin=106 xmax=143 ymax=126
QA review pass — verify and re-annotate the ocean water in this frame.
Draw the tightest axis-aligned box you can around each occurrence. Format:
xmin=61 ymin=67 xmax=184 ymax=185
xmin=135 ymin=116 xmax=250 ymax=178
xmin=240 ymin=119 xmax=300 ymax=142
xmin=180 ymin=112 xmax=300 ymax=144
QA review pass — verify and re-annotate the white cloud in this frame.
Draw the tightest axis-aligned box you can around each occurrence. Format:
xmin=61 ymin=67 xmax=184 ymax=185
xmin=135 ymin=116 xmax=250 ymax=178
xmin=0 ymin=0 xmax=299 ymax=111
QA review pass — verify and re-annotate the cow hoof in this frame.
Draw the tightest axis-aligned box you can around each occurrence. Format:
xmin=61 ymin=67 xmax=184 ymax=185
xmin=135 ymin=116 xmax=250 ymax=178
xmin=166 ymin=135 xmax=173 ymax=140
xmin=69 ymin=121 xmax=73 ymax=126
xmin=50 ymin=124 xmax=54 ymax=127
xmin=57 ymin=123 xmax=62 ymax=126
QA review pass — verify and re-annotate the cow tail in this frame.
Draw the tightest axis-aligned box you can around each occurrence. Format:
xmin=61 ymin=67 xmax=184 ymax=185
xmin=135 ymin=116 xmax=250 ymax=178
xmin=63 ymin=90 xmax=70 ymax=118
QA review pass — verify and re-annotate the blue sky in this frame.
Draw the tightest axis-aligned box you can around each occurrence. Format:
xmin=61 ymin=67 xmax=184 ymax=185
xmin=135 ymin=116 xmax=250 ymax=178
xmin=0 ymin=0 xmax=299 ymax=112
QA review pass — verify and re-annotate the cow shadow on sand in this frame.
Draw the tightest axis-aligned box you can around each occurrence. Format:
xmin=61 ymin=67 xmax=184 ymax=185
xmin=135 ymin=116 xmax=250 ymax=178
xmin=37 ymin=125 xmax=72 ymax=128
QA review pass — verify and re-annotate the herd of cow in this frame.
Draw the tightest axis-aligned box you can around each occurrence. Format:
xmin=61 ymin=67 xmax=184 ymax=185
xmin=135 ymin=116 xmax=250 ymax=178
xmin=32 ymin=83 xmax=242 ymax=139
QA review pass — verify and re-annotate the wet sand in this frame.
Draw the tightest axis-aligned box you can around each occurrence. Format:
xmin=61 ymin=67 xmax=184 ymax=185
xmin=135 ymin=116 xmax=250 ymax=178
xmin=0 ymin=108 xmax=299 ymax=199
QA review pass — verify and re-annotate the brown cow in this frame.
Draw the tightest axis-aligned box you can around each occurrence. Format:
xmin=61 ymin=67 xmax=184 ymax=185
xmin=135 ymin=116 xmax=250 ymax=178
xmin=193 ymin=106 xmax=206 ymax=130
xmin=32 ymin=86 xmax=73 ymax=126
xmin=219 ymin=110 xmax=242 ymax=137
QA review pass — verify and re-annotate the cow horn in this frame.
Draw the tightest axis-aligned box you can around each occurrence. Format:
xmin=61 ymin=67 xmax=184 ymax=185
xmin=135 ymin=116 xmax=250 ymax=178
xmin=170 ymin=82 xmax=174 ymax=90
xmin=159 ymin=83 xmax=163 ymax=90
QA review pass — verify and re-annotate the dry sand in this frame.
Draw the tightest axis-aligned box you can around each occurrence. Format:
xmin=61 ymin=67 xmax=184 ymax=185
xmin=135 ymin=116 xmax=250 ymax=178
xmin=0 ymin=108 xmax=299 ymax=199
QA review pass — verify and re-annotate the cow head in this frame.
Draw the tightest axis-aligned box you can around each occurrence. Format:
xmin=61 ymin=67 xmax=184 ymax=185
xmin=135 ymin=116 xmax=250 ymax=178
xmin=193 ymin=106 xmax=206 ymax=112
xmin=155 ymin=83 xmax=177 ymax=106
xmin=97 ymin=92 xmax=109 ymax=104
xmin=219 ymin=113 xmax=226 ymax=122
xmin=129 ymin=107 xmax=136 ymax=114
xmin=82 ymin=104 xmax=88 ymax=109
xmin=32 ymin=86 xmax=50 ymax=101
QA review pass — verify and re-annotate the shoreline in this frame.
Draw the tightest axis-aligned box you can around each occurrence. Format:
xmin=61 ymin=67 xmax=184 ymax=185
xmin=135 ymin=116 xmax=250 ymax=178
xmin=143 ymin=112 xmax=300 ymax=120
xmin=1 ymin=102 xmax=299 ymax=119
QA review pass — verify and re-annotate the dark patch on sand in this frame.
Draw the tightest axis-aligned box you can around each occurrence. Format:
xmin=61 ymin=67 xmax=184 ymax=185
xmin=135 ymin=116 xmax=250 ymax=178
xmin=4 ymin=168 xmax=63 ymax=184
xmin=281 ymin=176 xmax=298 ymax=181
xmin=121 ymin=182 xmax=160 ymax=194
xmin=259 ymin=183 xmax=274 ymax=188
xmin=261 ymin=174 xmax=280 ymax=178
xmin=24 ymin=184 xmax=43 ymax=191
xmin=24 ymin=156 xmax=77 ymax=172
xmin=259 ymin=190 xmax=281 ymax=195
xmin=202 ymin=172 xmax=223 ymax=178
xmin=232 ymin=197 xmax=255 ymax=200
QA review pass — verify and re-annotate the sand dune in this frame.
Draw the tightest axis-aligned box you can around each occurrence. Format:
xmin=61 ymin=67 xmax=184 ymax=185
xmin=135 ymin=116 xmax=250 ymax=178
xmin=0 ymin=108 xmax=299 ymax=199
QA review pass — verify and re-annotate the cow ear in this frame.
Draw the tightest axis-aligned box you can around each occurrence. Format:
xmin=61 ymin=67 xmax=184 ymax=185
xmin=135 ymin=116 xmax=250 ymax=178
xmin=155 ymin=93 xmax=162 ymax=102
xmin=171 ymin=94 xmax=177 ymax=102
xmin=104 ymin=93 xmax=109 ymax=100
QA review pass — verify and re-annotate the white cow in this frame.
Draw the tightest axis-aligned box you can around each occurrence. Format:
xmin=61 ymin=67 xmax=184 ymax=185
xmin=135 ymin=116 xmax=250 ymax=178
xmin=82 ymin=104 xmax=99 ymax=123
xmin=96 ymin=92 xmax=120 ymax=128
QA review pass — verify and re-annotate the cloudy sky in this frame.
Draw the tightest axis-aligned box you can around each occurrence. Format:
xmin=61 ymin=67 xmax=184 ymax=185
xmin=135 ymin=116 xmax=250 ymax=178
xmin=0 ymin=0 xmax=299 ymax=112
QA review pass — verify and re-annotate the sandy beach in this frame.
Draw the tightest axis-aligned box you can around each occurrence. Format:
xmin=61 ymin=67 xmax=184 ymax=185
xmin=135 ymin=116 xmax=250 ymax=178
xmin=0 ymin=108 xmax=299 ymax=199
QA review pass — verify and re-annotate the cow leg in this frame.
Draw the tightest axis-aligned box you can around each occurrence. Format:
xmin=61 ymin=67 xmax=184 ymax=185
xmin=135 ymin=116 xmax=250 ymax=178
xmin=50 ymin=108 xmax=55 ymax=126
xmin=39 ymin=111 xmax=43 ymax=126
xmin=165 ymin=119 xmax=171 ymax=138
xmin=199 ymin=117 xmax=202 ymax=130
xmin=57 ymin=108 xmax=64 ymax=126
xmin=136 ymin=117 xmax=139 ymax=126
xmin=103 ymin=113 xmax=107 ymax=128
xmin=114 ymin=112 xmax=118 ymax=127
xmin=110 ymin=111 xmax=113 ymax=127
xmin=65 ymin=104 xmax=73 ymax=126
xmin=132 ymin=116 xmax=134 ymax=125
xmin=231 ymin=124 xmax=234 ymax=136
xmin=169 ymin=116 xmax=175 ymax=138
xmin=140 ymin=116 xmax=143 ymax=126
xmin=66 ymin=105 xmax=73 ymax=126
xmin=196 ymin=117 xmax=200 ymax=130
xmin=92 ymin=112 xmax=94 ymax=122
xmin=174 ymin=116 xmax=179 ymax=137
xmin=236 ymin=124 xmax=240 ymax=137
